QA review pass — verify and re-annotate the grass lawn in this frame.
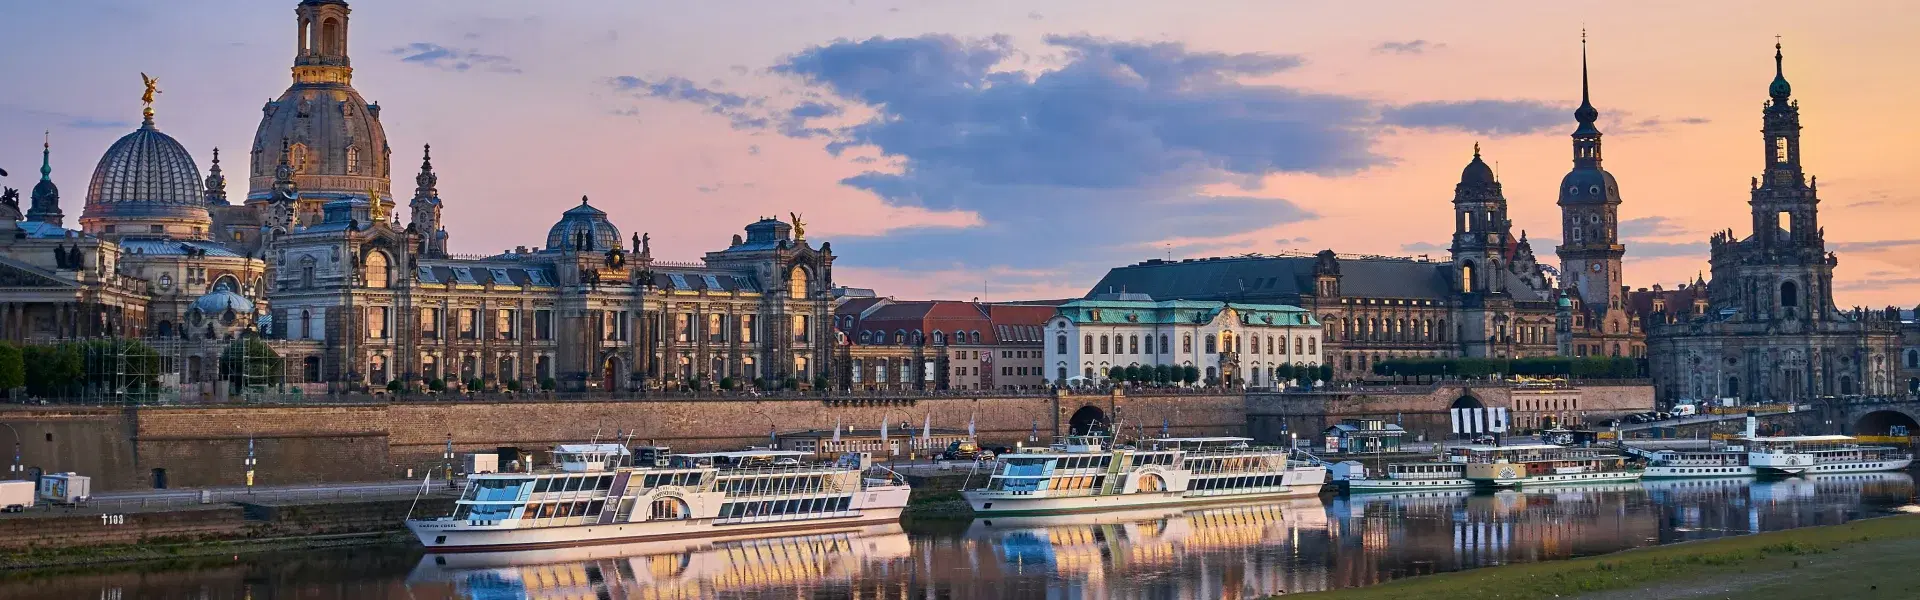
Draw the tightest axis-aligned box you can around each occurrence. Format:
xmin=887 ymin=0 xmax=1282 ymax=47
xmin=1288 ymin=512 xmax=1920 ymax=600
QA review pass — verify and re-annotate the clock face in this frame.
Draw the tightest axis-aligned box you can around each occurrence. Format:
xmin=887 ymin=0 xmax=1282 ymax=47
xmin=1591 ymin=264 xmax=1603 ymax=273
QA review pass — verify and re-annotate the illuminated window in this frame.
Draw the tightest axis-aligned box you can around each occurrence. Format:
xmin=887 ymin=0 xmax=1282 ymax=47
xmin=1775 ymin=137 xmax=1788 ymax=163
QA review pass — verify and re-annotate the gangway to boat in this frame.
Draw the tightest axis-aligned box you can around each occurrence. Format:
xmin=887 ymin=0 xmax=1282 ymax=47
xmin=1288 ymin=448 xmax=1329 ymax=468
xmin=1618 ymin=444 xmax=1666 ymax=462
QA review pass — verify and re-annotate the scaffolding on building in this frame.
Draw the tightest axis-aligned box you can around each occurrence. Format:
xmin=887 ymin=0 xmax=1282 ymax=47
xmin=22 ymin=334 xmax=308 ymax=404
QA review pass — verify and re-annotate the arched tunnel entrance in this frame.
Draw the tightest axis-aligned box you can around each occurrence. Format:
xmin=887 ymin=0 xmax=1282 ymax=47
xmin=1450 ymin=395 xmax=1485 ymax=410
xmin=1068 ymin=405 xmax=1109 ymax=435
xmin=1853 ymin=410 xmax=1920 ymax=437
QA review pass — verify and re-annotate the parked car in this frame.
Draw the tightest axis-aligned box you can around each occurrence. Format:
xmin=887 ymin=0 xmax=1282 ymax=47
xmin=940 ymin=440 xmax=995 ymax=461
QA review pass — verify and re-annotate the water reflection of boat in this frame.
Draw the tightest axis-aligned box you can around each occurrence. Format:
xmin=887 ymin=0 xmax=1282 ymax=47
xmin=407 ymin=523 xmax=909 ymax=599
xmin=1750 ymin=471 xmax=1914 ymax=503
xmin=965 ymin=498 xmax=1326 ymax=574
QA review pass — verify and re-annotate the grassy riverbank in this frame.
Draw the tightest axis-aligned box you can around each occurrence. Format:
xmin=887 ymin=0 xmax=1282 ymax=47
xmin=1291 ymin=512 xmax=1920 ymax=600
xmin=0 ymin=531 xmax=411 ymax=571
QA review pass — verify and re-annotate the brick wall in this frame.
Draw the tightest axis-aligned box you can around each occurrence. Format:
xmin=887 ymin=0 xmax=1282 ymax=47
xmin=1246 ymin=383 xmax=1655 ymax=442
xmin=3 ymin=392 xmax=1249 ymax=490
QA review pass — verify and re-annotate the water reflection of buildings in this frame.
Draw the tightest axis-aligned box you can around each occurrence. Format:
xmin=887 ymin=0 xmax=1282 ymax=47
xmin=1325 ymin=484 xmax=1658 ymax=589
xmin=408 ymin=523 xmax=911 ymax=599
xmin=959 ymin=499 xmax=1335 ymax=598
xmin=1644 ymin=472 xmax=1915 ymax=541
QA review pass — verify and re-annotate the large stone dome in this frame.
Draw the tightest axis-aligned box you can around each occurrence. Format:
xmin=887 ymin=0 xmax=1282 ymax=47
xmin=246 ymin=0 xmax=391 ymax=205
xmin=80 ymin=115 xmax=211 ymax=239
xmin=547 ymin=197 xmax=622 ymax=252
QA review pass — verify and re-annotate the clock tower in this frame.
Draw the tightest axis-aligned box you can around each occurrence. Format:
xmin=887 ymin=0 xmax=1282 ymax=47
xmin=1555 ymin=35 xmax=1628 ymax=329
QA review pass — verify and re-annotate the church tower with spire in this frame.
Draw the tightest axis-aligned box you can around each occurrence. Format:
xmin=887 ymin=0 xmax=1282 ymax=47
xmin=409 ymin=144 xmax=448 ymax=258
xmin=27 ymin=133 xmax=63 ymax=226
xmin=1556 ymin=34 xmax=1627 ymax=317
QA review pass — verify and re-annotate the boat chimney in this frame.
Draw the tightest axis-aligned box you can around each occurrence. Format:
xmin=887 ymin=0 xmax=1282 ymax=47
xmin=1745 ymin=411 xmax=1757 ymax=439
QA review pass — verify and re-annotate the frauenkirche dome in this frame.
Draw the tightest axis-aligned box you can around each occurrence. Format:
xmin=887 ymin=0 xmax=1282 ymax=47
xmin=246 ymin=0 xmax=392 ymax=211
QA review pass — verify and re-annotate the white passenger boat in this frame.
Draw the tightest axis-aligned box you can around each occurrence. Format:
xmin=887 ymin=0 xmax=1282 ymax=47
xmin=961 ymin=436 xmax=1326 ymax=516
xmin=1457 ymin=444 xmax=1643 ymax=487
xmin=1340 ymin=460 xmax=1475 ymax=493
xmin=407 ymin=444 xmax=911 ymax=552
xmin=1642 ymin=436 xmax=1912 ymax=479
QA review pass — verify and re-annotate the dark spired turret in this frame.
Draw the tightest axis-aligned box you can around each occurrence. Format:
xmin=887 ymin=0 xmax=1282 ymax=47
xmin=27 ymin=133 xmax=64 ymax=226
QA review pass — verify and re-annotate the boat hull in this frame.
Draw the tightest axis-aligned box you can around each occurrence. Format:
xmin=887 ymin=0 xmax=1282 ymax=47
xmin=409 ymin=507 xmax=904 ymax=552
xmin=963 ymin=486 xmax=1320 ymax=516
xmin=1648 ymin=457 xmax=1912 ymax=478
xmin=1343 ymin=477 xmax=1476 ymax=493
xmin=1474 ymin=470 xmax=1643 ymax=488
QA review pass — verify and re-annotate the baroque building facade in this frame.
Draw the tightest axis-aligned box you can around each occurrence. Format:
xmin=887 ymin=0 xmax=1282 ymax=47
xmin=1042 ymin=294 xmax=1324 ymax=387
xmin=1642 ymin=44 xmax=1906 ymax=404
xmin=1087 ymin=41 xmax=1643 ymax=379
xmin=1 ymin=0 xmax=835 ymax=394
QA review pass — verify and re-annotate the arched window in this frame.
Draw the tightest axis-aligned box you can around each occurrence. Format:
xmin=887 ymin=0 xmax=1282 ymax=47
xmin=1057 ymin=335 xmax=1068 ymax=355
xmin=970 ymin=331 xmax=981 ymax=344
xmin=363 ymin=251 xmax=390 ymax=288
xmin=346 ymin=147 xmax=360 ymax=173
xmin=1183 ymin=334 xmax=1193 ymax=354
xmin=1058 ymin=366 xmax=1068 ymax=382
xmin=297 ymin=310 xmax=310 ymax=339
xmin=319 ymin=17 xmax=342 ymax=56
xmin=1727 ymin=376 xmax=1740 ymax=397
xmin=1780 ymin=281 xmax=1799 ymax=309
xmin=858 ymin=331 xmax=871 ymax=344
xmin=1461 ymin=261 xmax=1477 ymax=292
xmin=1204 ymin=334 xmax=1217 ymax=354
xmin=892 ymin=330 xmax=906 ymax=345
xmin=932 ymin=331 xmax=946 ymax=345
xmin=1085 ymin=365 xmax=1095 ymax=380
xmin=1907 ymin=349 xmax=1919 ymax=369
xmin=1295 ymin=337 xmax=1303 ymax=354
xmin=788 ymin=267 xmax=809 ymax=300
xmin=1159 ymin=335 xmax=1169 ymax=355
xmin=1437 ymin=319 xmax=1448 ymax=342
xmin=1083 ymin=335 xmax=1093 ymax=353
xmin=1100 ymin=335 xmax=1110 ymax=354
xmin=1128 ymin=335 xmax=1139 ymax=354
xmin=1308 ymin=338 xmax=1316 ymax=354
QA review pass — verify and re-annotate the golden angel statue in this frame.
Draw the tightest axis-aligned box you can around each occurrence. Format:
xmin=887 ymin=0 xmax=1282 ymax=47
xmin=140 ymin=73 xmax=161 ymax=106
xmin=789 ymin=212 xmax=806 ymax=239
xmin=368 ymin=185 xmax=388 ymax=223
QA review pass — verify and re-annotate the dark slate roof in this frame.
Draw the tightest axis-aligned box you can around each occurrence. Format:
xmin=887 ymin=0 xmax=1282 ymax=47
xmin=651 ymin=270 xmax=759 ymax=293
xmin=417 ymin=260 xmax=557 ymax=287
xmin=119 ymin=238 xmax=245 ymax=258
xmin=1089 ymin=255 xmax=1548 ymax=303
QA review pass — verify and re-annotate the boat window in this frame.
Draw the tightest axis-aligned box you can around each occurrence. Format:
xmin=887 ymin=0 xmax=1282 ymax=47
xmin=598 ymin=476 xmax=614 ymax=490
xmin=532 ymin=478 xmax=551 ymax=493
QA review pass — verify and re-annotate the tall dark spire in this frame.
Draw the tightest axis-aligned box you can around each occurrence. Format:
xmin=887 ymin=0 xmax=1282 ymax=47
xmin=38 ymin=131 xmax=52 ymax=182
xmin=1573 ymin=30 xmax=1600 ymax=134
xmin=1769 ymin=38 xmax=1792 ymax=100
xmin=203 ymin=147 xmax=229 ymax=205
xmin=413 ymin=143 xmax=438 ymax=197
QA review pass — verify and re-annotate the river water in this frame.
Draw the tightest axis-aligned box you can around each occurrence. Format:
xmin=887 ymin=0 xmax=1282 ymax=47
xmin=6 ymin=472 xmax=1915 ymax=600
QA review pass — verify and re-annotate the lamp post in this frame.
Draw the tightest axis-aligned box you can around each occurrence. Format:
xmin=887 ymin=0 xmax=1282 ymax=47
xmin=2 ymin=423 xmax=22 ymax=478
xmin=244 ymin=437 xmax=257 ymax=495
xmin=443 ymin=434 xmax=455 ymax=483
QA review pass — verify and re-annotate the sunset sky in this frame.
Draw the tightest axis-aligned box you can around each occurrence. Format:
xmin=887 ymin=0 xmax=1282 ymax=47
xmin=3 ymin=1 xmax=1916 ymax=306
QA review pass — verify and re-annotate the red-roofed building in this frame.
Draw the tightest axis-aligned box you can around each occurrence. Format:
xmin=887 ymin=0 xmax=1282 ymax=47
xmin=833 ymin=298 xmax=1063 ymax=391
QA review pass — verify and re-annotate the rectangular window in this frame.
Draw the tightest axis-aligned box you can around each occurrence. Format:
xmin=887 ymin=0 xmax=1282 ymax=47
xmin=708 ymin=313 xmax=726 ymax=343
xmin=535 ymin=310 xmax=553 ymax=340
xmin=1775 ymin=136 xmax=1789 ymax=163
xmin=793 ymin=314 xmax=810 ymax=342
xmin=458 ymin=309 xmax=478 ymax=339
xmin=739 ymin=314 xmax=758 ymax=343
xmin=676 ymin=313 xmax=692 ymax=343
xmin=496 ymin=309 xmax=516 ymax=340
xmin=367 ymin=307 xmax=388 ymax=339
xmin=420 ymin=308 xmax=440 ymax=339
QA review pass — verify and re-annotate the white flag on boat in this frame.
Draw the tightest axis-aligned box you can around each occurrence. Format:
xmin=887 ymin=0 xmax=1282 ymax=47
xmin=832 ymin=417 xmax=842 ymax=443
xmin=922 ymin=413 xmax=932 ymax=441
xmin=881 ymin=415 xmax=889 ymax=442
xmin=968 ymin=412 xmax=976 ymax=438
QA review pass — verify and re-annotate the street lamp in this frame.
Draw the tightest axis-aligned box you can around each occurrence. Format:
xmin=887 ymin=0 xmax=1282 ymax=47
xmin=2 ymin=423 xmax=21 ymax=478
xmin=244 ymin=437 xmax=257 ymax=495
xmin=443 ymin=434 xmax=455 ymax=483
